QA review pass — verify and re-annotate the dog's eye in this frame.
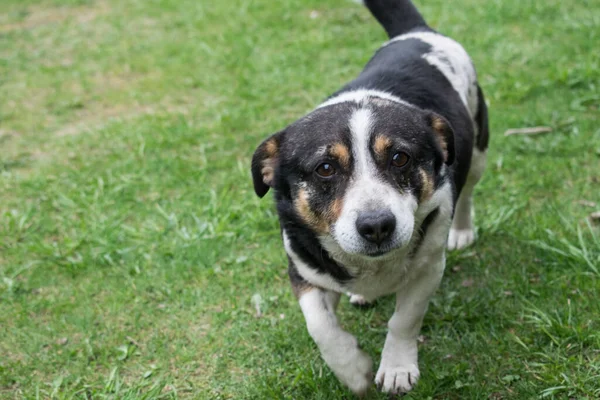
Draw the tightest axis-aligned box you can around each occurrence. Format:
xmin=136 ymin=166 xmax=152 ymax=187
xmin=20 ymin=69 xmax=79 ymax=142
xmin=391 ymin=152 xmax=410 ymax=168
xmin=315 ymin=163 xmax=336 ymax=177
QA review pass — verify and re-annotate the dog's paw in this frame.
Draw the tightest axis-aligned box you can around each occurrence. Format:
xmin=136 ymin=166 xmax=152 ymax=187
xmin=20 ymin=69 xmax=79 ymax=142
xmin=322 ymin=337 xmax=373 ymax=395
xmin=342 ymin=348 xmax=373 ymax=396
xmin=348 ymin=293 xmax=372 ymax=307
xmin=375 ymin=362 xmax=420 ymax=395
xmin=447 ymin=228 xmax=475 ymax=250
xmin=334 ymin=347 xmax=373 ymax=395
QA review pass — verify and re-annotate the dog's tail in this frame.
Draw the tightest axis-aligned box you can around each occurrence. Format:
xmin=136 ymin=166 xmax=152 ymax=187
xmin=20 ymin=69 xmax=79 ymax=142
xmin=363 ymin=0 xmax=428 ymax=38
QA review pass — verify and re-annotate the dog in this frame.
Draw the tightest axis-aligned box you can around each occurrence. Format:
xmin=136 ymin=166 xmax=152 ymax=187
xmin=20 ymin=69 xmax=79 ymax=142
xmin=250 ymin=0 xmax=488 ymax=395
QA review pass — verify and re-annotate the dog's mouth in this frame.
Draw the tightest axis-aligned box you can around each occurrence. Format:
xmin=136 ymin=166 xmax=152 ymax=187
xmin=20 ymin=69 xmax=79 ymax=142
xmin=365 ymin=251 xmax=389 ymax=258
xmin=362 ymin=242 xmax=402 ymax=258
xmin=365 ymin=249 xmax=389 ymax=257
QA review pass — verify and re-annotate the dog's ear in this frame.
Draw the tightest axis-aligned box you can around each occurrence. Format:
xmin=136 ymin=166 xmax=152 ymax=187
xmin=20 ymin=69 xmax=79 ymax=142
xmin=251 ymin=130 xmax=285 ymax=198
xmin=426 ymin=113 xmax=455 ymax=165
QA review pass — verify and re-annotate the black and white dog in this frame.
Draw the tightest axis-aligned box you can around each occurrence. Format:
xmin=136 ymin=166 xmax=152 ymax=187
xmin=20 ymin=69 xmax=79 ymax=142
xmin=251 ymin=0 xmax=488 ymax=395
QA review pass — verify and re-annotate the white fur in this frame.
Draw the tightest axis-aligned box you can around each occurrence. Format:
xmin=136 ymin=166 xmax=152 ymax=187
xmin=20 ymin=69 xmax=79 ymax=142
xmin=317 ymin=181 xmax=452 ymax=302
xmin=289 ymin=177 xmax=454 ymax=395
xmin=298 ymin=289 xmax=373 ymax=395
xmin=317 ymin=88 xmax=412 ymax=109
xmin=448 ymin=149 xmax=487 ymax=250
xmin=330 ymin=108 xmax=417 ymax=256
xmin=385 ymin=31 xmax=478 ymax=119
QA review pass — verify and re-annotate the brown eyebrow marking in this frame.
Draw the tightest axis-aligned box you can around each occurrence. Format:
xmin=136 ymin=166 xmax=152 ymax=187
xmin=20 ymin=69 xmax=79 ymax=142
xmin=419 ymin=168 xmax=434 ymax=202
xmin=329 ymin=143 xmax=350 ymax=169
xmin=373 ymin=135 xmax=392 ymax=160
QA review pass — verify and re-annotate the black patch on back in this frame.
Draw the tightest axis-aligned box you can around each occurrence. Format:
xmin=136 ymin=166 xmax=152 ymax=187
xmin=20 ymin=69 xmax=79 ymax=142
xmin=333 ymin=37 xmax=476 ymax=201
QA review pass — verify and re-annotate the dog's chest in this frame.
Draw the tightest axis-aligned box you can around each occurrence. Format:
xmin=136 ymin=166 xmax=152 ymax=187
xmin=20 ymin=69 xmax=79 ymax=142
xmin=345 ymin=258 xmax=414 ymax=301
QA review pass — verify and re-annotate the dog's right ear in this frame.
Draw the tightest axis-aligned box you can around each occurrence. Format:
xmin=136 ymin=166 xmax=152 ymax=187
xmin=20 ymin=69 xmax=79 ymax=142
xmin=251 ymin=130 xmax=284 ymax=198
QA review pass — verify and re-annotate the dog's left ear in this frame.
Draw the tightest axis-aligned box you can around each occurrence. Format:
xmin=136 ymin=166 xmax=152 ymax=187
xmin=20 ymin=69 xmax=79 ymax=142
xmin=426 ymin=113 xmax=455 ymax=165
xmin=251 ymin=130 xmax=285 ymax=198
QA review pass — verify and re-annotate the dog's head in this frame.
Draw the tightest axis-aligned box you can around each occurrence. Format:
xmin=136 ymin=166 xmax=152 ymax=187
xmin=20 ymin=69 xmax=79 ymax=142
xmin=252 ymin=94 xmax=454 ymax=259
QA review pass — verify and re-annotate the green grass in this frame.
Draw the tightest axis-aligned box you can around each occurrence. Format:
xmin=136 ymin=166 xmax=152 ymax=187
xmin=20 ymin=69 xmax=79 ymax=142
xmin=1 ymin=0 xmax=599 ymax=398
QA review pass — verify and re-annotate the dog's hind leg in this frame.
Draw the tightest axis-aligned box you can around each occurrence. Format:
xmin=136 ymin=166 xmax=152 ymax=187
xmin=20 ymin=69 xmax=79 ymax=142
xmin=347 ymin=292 xmax=375 ymax=307
xmin=448 ymin=85 xmax=489 ymax=250
xmin=447 ymin=148 xmax=486 ymax=250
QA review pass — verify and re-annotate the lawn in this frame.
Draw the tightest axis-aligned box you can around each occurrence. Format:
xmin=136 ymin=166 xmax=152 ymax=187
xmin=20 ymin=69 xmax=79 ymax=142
xmin=0 ymin=0 xmax=599 ymax=398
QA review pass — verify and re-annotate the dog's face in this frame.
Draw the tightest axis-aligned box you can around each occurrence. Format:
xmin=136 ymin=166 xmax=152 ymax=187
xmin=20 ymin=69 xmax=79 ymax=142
xmin=252 ymin=97 xmax=454 ymax=258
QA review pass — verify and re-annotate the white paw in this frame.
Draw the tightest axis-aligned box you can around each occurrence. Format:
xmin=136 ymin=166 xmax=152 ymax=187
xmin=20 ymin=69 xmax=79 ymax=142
xmin=375 ymin=362 xmax=420 ymax=394
xmin=447 ymin=228 xmax=475 ymax=250
xmin=321 ymin=337 xmax=373 ymax=395
xmin=348 ymin=293 xmax=371 ymax=307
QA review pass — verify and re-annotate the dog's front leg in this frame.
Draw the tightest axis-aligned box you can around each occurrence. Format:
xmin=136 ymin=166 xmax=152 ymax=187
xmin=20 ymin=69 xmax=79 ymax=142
xmin=375 ymin=257 xmax=445 ymax=394
xmin=298 ymin=287 xmax=373 ymax=395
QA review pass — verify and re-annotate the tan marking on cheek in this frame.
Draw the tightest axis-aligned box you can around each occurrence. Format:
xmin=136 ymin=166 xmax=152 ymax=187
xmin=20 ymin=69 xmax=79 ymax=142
xmin=373 ymin=135 xmax=392 ymax=160
xmin=329 ymin=198 xmax=343 ymax=221
xmin=330 ymin=143 xmax=350 ymax=168
xmin=318 ymin=197 xmax=344 ymax=230
xmin=419 ymin=168 xmax=434 ymax=202
xmin=294 ymin=189 xmax=329 ymax=233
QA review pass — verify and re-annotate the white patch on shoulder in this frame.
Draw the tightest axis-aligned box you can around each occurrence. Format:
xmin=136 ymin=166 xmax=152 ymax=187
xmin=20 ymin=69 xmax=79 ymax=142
xmin=317 ymin=89 xmax=412 ymax=109
xmin=385 ymin=31 xmax=478 ymax=118
xmin=283 ymin=230 xmax=346 ymax=293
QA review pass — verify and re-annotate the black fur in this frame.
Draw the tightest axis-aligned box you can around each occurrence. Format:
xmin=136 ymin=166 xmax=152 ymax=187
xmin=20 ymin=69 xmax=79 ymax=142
xmin=335 ymin=37 xmax=474 ymax=199
xmin=409 ymin=207 xmax=440 ymax=257
xmin=279 ymin=198 xmax=354 ymax=282
xmin=364 ymin=0 xmax=428 ymax=38
xmin=251 ymin=0 xmax=488 ymax=286
xmin=475 ymin=85 xmax=490 ymax=151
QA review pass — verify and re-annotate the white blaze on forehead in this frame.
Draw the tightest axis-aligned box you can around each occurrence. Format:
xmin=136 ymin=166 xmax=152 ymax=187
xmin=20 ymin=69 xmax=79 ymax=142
xmin=348 ymin=108 xmax=375 ymax=178
xmin=385 ymin=31 xmax=478 ymax=118
xmin=317 ymin=89 xmax=412 ymax=109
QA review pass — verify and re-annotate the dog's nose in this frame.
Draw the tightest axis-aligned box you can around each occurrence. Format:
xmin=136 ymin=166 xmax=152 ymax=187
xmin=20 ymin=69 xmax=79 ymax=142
xmin=355 ymin=210 xmax=396 ymax=245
